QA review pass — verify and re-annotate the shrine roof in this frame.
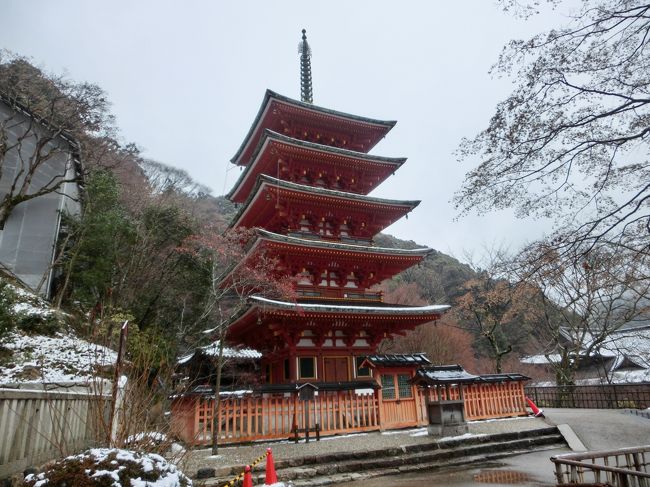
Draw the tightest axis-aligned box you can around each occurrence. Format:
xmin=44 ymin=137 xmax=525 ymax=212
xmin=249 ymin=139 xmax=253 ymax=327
xmin=254 ymin=228 xmax=432 ymax=257
xmin=177 ymin=341 xmax=261 ymax=365
xmin=249 ymin=295 xmax=450 ymax=315
xmin=411 ymin=365 xmax=480 ymax=385
xmin=230 ymin=175 xmax=420 ymax=229
xmin=228 ymin=129 xmax=406 ymax=201
xmin=231 ymin=90 xmax=397 ymax=165
xmin=364 ymin=354 xmax=432 ymax=368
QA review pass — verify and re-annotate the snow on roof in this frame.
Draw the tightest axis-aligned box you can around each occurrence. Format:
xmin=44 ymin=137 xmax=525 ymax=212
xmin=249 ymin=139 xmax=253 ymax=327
xmin=177 ymin=341 xmax=262 ymax=365
xmin=250 ymin=295 xmax=450 ymax=314
xmin=0 ymin=331 xmax=117 ymax=385
xmin=521 ymin=354 xmax=562 ymax=365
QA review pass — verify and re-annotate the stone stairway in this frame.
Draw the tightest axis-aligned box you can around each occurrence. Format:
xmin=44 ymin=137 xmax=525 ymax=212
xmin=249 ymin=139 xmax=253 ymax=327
xmin=197 ymin=427 xmax=566 ymax=486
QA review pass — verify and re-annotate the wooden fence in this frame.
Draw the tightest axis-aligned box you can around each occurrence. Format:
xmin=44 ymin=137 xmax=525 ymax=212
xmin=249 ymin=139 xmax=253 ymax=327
xmin=171 ymin=389 xmax=381 ymax=445
xmin=0 ymin=388 xmax=110 ymax=479
xmin=172 ymin=379 xmax=528 ymax=446
xmin=525 ymin=384 xmax=650 ymax=409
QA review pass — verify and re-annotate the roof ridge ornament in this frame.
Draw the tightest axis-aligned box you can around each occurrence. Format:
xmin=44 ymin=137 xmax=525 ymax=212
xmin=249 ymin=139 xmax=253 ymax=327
xmin=298 ymin=29 xmax=313 ymax=104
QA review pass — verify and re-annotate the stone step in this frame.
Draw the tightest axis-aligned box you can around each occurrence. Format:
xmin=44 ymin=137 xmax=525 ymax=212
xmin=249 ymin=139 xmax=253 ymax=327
xmin=199 ymin=427 xmax=565 ymax=486
xmin=272 ymin=436 xmax=565 ymax=482
xmin=290 ymin=445 xmax=565 ymax=487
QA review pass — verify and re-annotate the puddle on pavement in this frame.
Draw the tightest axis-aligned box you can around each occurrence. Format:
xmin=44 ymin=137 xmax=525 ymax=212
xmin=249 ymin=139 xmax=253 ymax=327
xmin=474 ymin=469 xmax=532 ymax=484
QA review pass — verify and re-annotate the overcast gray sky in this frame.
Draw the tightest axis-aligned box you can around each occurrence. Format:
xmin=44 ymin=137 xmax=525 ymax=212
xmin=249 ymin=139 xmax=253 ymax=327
xmin=1 ymin=1 xmax=572 ymax=258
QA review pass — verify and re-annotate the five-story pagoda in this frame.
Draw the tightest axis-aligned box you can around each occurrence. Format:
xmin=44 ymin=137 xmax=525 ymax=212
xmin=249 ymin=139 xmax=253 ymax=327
xmin=225 ymin=30 xmax=449 ymax=389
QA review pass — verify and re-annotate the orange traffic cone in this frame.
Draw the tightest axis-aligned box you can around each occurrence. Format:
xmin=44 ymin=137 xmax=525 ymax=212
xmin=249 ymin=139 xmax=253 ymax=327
xmin=525 ymin=396 xmax=545 ymax=417
xmin=265 ymin=448 xmax=278 ymax=485
xmin=243 ymin=465 xmax=253 ymax=487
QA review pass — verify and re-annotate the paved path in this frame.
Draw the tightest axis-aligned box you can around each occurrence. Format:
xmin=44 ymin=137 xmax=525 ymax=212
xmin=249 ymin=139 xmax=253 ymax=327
xmin=542 ymin=408 xmax=650 ymax=450
xmin=185 ymin=408 xmax=650 ymax=483
xmin=354 ymin=409 xmax=650 ymax=486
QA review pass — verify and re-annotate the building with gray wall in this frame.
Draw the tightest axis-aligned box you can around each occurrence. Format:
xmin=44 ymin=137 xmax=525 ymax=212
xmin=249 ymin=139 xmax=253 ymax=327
xmin=0 ymin=98 xmax=81 ymax=297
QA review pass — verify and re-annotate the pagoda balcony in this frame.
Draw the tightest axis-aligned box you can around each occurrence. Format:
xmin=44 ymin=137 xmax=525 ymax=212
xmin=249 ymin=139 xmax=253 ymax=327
xmin=287 ymin=230 xmax=373 ymax=246
xmin=296 ymin=286 xmax=383 ymax=302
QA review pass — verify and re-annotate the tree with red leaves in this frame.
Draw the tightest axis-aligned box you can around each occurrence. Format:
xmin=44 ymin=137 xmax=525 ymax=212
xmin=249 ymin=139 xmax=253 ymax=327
xmin=180 ymin=226 xmax=295 ymax=454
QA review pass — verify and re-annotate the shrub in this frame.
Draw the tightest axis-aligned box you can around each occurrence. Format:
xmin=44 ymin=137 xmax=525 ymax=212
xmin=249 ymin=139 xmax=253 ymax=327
xmin=24 ymin=448 xmax=192 ymax=486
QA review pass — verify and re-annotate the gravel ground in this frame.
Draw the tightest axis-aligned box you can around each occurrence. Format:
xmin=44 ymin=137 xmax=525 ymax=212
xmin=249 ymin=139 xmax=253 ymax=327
xmin=184 ymin=416 xmax=547 ymax=476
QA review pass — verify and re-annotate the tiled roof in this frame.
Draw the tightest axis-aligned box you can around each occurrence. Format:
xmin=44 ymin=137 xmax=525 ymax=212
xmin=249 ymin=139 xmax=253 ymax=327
xmin=364 ymin=353 xmax=431 ymax=367
xmin=229 ymin=174 xmax=419 ymax=228
xmin=177 ymin=341 xmax=261 ymax=365
xmin=231 ymin=90 xmax=396 ymax=165
xmin=256 ymin=228 xmax=432 ymax=257
xmin=250 ymin=296 xmax=450 ymax=315
xmin=411 ymin=365 xmax=480 ymax=384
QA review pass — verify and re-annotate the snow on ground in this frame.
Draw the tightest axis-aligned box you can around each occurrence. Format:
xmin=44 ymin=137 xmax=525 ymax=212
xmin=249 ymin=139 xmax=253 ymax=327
xmin=0 ymin=331 xmax=117 ymax=385
xmin=0 ymin=281 xmax=118 ymax=385
xmin=24 ymin=448 xmax=192 ymax=487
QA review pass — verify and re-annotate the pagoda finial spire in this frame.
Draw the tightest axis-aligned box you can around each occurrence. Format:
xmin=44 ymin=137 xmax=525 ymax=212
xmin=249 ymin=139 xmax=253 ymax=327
xmin=298 ymin=28 xmax=313 ymax=104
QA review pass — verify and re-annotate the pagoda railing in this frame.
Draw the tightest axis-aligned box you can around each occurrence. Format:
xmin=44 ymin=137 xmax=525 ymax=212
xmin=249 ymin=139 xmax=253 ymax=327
xmin=288 ymin=231 xmax=373 ymax=246
xmin=296 ymin=287 xmax=383 ymax=302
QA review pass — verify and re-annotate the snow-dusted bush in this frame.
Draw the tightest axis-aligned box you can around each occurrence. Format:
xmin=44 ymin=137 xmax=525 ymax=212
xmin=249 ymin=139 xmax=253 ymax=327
xmin=23 ymin=448 xmax=192 ymax=486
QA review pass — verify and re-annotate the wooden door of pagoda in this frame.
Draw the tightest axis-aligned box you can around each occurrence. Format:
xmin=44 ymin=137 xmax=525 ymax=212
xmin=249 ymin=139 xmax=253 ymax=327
xmin=323 ymin=357 xmax=349 ymax=382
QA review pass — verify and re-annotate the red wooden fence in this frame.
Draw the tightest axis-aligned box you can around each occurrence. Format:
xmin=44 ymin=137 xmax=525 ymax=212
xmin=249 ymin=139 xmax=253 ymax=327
xmin=171 ymin=380 xmax=528 ymax=446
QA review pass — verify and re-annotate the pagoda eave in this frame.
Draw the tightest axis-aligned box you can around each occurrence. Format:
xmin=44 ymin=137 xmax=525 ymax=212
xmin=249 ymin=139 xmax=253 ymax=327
xmin=228 ymin=130 xmax=407 ymax=203
xmin=225 ymin=297 xmax=449 ymax=347
xmin=231 ymin=90 xmax=397 ymax=166
xmin=229 ymin=175 xmax=420 ymax=234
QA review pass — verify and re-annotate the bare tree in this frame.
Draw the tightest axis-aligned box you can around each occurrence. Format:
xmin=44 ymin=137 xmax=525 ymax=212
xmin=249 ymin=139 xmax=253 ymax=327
xmin=0 ymin=53 xmax=116 ymax=229
xmin=519 ymin=241 xmax=650 ymax=385
xmin=180 ymin=227 xmax=295 ymax=454
xmin=456 ymin=0 xmax=650 ymax=260
xmin=453 ymin=249 xmax=540 ymax=373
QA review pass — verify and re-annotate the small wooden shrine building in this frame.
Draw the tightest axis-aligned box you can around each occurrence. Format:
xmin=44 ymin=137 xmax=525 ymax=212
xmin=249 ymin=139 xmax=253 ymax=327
xmin=170 ymin=31 xmax=530 ymax=445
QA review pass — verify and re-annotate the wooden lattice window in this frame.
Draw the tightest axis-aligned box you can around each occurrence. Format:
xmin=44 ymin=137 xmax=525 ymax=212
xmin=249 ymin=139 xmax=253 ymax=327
xmin=381 ymin=374 xmax=396 ymax=399
xmin=397 ymin=374 xmax=413 ymax=399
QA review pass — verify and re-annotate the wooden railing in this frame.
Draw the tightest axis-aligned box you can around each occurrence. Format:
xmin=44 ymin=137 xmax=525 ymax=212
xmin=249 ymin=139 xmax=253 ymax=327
xmin=172 ymin=390 xmax=380 ymax=446
xmin=296 ymin=287 xmax=383 ymax=302
xmin=0 ymin=388 xmax=110 ymax=478
xmin=552 ymin=446 xmax=650 ymax=486
xmin=419 ymin=381 xmax=528 ymax=422
xmin=525 ymin=384 xmax=650 ymax=409
xmin=172 ymin=379 xmax=529 ymax=446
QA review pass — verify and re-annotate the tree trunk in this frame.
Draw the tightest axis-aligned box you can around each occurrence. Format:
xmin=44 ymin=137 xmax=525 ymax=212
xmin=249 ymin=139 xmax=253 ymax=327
xmin=211 ymin=329 xmax=226 ymax=455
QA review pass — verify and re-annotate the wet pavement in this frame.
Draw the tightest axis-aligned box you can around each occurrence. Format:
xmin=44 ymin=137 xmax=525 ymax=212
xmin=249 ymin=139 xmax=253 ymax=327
xmin=351 ymin=447 xmax=569 ymax=486
xmin=351 ymin=408 xmax=650 ymax=485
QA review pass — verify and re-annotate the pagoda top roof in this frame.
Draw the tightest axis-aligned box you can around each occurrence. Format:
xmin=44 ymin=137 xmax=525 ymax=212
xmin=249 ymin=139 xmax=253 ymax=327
xmin=254 ymin=228 xmax=432 ymax=257
xmin=228 ymin=130 xmax=407 ymax=201
xmin=229 ymin=175 xmax=420 ymax=229
xmin=249 ymin=295 xmax=450 ymax=315
xmin=231 ymin=90 xmax=397 ymax=165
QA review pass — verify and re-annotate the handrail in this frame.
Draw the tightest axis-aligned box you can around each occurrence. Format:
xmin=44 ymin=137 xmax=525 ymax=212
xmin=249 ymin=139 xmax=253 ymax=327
xmin=551 ymin=445 xmax=650 ymax=485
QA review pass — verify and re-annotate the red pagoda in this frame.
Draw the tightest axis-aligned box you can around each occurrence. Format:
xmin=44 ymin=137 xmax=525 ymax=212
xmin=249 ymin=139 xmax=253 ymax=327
xmin=170 ymin=31 xmax=531 ymax=445
xmin=224 ymin=31 xmax=449 ymax=390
